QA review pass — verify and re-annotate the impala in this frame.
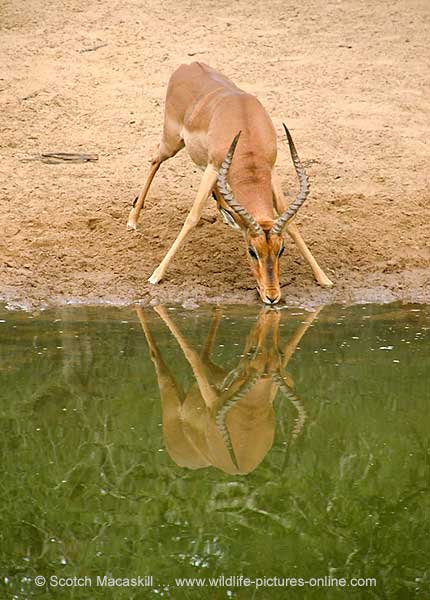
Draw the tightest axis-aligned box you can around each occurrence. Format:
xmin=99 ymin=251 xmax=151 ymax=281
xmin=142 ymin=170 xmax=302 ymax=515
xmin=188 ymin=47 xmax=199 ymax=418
xmin=137 ymin=305 xmax=320 ymax=474
xmin=127 ymin=62 xmax=333 ymax=304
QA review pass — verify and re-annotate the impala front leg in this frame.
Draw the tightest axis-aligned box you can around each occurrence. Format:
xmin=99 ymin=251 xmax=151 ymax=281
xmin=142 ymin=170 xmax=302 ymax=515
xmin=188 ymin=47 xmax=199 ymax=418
xmin=154 ymin=305 xmax=219 ymax=409
xmin=285 ymin=223 xmax=333 ymax=288
xmin=271 ymin=171 xmax=333 ymax=288
xmin=149 ymin=165 xmax=218 ymax=284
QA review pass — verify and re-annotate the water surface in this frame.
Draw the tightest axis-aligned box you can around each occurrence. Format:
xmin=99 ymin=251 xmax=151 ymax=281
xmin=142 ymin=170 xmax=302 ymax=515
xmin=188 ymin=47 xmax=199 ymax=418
xmin=0 ymin=303 xmax=429 ymax=599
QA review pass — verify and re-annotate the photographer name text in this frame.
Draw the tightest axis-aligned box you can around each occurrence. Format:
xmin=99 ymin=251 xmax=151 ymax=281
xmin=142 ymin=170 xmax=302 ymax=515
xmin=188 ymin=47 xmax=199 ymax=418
xmin=34 ymin=575 xmax=153 ymax=588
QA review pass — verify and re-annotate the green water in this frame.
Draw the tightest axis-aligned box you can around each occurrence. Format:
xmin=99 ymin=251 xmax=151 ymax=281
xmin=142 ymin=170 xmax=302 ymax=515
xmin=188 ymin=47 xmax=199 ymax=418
xmin=0 ymin=303 xmax=429 ymax=599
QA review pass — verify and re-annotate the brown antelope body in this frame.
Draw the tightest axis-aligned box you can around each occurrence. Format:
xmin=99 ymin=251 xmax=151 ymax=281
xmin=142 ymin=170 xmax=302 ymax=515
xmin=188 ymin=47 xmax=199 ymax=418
xmin=128 ymin=62 xmax=333 ymax=304
xmin=137 ymin=306 xmax=320 ymax=474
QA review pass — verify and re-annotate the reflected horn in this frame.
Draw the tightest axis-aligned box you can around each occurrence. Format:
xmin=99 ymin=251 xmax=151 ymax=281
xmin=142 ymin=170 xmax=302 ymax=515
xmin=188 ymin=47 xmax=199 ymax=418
xmin=271 ymin=124 xmax=310 ymax=236
xmin=217 ymin=132 xmax=264 ymax=237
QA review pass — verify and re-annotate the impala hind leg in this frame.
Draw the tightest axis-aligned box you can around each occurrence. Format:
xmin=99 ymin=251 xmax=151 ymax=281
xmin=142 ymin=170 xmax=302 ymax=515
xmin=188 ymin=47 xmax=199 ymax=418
xmin=127 ymin=128 xmax=185 ymax=230
xmin=127 ymin=158 xmax=162 ymax=230
xmin=136 ymin=307 xmax=184 ymax=402
xmin=148 ymin=164 xmax=218 ymax=284
xmin=271 ymin=171 xmax=333 ymax=288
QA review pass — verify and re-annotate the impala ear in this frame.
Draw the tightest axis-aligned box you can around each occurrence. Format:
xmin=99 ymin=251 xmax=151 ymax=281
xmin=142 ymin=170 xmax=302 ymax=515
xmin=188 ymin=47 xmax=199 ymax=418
xmin=220 ymin=208 xmax=242 ymax=231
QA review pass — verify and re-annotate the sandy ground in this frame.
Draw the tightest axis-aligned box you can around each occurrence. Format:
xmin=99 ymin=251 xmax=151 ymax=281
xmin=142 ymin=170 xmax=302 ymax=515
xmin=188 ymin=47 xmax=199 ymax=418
xmin=1 ymin=0 xmax=429 ymax=309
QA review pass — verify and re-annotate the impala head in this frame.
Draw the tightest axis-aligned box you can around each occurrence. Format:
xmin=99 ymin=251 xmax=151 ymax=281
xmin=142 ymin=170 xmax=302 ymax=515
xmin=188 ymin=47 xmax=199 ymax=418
xmin=217 ymin=125 xmax=310 ymax=305
xmin=244 ymin=228 xmax=284 ymax=304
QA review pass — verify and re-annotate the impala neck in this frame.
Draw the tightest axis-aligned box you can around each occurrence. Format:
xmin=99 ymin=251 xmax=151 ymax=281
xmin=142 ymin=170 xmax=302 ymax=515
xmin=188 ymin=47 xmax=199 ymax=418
xmin=227 ymin=158 xmax=275 ymax=225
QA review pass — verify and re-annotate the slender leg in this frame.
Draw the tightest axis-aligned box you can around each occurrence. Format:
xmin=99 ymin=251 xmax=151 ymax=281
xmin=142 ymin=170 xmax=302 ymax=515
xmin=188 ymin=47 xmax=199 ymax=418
xmin=136 ymin=307 xmax=185 ymax=404
xmin=201 ymin=306 xmax=223 ymax=359
xmin=148 ymin=164 xmax=218 ymax=284
xmin=127 ymin=159 xmax=162 ymax=230
xmin=281 ymin=306 xmax=323 ymax=369
xmin=271 ymin=170 xmax=333 ymax=288
xmin=127 ymin=125 xmax=185 ymax=230
xmin=154 ymin=306 xmax=220 ymax=409
xmin=285 ymin=223 xmax=333 ymax=288
xmin=136 ymin=307 xmax=211 ymax=467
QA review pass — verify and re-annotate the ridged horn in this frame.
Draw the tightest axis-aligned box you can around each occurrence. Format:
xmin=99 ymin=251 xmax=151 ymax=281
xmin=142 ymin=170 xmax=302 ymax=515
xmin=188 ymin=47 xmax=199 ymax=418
xmin=270 ymin=124 xmax=310 ymax=236
xmin=217 ymin=132 xmax=264 ymax=237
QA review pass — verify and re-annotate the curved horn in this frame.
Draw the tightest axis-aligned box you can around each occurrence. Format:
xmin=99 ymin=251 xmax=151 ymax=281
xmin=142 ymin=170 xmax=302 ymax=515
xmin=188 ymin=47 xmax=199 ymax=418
xmin=271 ymin=124 xmax=310 ymax=236
xmin=217 ymin=132 xmax=264 ymax=237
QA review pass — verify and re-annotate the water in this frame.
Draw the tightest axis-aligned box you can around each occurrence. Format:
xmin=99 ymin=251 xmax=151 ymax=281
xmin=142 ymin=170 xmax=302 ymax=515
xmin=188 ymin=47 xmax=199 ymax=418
xmin=0 ymin=303 xmax=429 ymax=599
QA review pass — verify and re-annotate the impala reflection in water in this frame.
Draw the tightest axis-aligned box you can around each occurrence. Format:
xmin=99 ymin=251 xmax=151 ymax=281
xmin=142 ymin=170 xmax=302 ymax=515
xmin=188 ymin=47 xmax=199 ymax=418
xmin=1 ymin=303 xmax=429 ymax=598
xmin=138 ymin=306 xmax=320 ymax=474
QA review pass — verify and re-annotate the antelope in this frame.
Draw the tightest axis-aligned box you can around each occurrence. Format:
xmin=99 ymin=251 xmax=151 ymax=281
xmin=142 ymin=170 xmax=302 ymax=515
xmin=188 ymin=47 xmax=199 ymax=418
xmin=127 ymin=62 xmax=333 ymax=304
xmin=137 ymin=305 xmax=321 ymax=474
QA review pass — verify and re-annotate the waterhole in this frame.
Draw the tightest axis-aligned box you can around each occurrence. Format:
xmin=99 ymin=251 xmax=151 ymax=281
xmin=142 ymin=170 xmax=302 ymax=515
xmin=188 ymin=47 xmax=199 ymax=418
xmin=1 ymin=303 xmax=429 ymax=598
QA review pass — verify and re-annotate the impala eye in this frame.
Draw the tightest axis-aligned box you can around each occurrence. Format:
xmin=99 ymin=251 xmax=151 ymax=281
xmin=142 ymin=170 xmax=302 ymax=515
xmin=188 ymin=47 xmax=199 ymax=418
xmin=248 ymin=248 xmax=258 ymax=260
xmin=278 ymin=246 xmax=285 ymax=257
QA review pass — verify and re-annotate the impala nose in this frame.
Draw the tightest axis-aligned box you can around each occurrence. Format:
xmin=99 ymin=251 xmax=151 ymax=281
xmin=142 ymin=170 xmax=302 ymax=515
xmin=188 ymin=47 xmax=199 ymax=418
xmin=264 ymin=295 xmax=279 ymax=305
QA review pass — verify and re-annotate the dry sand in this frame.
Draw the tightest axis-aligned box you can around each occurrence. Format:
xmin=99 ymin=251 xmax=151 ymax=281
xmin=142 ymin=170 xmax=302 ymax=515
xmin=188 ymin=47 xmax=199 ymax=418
xmin=1 ymin=0 xmax=429 ymax=309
